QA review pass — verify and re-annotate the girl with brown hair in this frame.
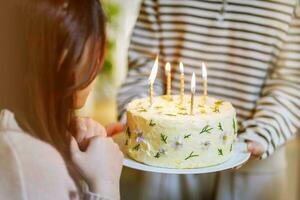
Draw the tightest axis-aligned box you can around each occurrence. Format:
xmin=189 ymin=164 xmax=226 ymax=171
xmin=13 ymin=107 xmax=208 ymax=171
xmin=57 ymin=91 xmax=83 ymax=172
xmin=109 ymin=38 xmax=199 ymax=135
xmin=0 ymin=0 xmax=123 ymax=199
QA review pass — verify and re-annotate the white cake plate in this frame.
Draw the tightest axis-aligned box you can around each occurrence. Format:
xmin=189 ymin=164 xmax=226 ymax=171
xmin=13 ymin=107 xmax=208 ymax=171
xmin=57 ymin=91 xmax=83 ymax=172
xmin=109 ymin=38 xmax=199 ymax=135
xmin=113 ymin=133 xmax=251 ymax=174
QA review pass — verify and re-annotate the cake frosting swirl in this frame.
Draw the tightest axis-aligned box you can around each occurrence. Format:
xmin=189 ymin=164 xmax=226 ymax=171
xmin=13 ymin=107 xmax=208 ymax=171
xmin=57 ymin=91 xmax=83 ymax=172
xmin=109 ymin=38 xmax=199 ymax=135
xmin=125 ymin=95 xmax=237 ymax=169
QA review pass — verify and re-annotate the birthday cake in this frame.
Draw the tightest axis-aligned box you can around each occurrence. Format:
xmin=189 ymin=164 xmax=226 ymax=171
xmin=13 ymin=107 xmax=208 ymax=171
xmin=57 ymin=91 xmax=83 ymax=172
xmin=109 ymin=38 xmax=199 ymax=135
xmin=125 ymin=95 xmax=238 ymax=169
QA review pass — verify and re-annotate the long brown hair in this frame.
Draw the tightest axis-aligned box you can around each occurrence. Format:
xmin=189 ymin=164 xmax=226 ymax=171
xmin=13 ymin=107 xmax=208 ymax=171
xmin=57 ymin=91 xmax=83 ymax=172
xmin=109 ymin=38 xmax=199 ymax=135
xmin=0 ymin=0 xmax=106 ymax=182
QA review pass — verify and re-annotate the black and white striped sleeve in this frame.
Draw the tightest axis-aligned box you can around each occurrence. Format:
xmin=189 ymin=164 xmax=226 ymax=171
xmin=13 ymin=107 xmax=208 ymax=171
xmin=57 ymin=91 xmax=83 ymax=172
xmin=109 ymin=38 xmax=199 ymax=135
xmin=117 ymin=0 xmax=164 ymax=121
xmin=240 ymin=11 xmax=300 ymax=159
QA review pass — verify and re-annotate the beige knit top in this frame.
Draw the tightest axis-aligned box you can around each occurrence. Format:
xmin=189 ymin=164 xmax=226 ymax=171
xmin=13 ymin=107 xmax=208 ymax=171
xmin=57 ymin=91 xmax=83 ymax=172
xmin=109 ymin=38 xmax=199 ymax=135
xmin=0 ymin=110 xmax=109 ymax=200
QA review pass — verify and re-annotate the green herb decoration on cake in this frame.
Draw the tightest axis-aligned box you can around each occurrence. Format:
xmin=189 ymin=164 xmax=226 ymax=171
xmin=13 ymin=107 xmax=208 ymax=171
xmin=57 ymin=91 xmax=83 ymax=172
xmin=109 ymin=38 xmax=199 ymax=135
xmin=137 ymin=108 xmax=147 ymax=112
xmin=200 ymin=125 xmax=213 ymax=134
xmin=132 ymin=144 xmax=140 ymax=151
xmin=165 ymin=113 xmax=177 ymax=116
xmin=218 ymin=149 xmax=223 ymax=156
xmin=126 ymin=127 xmax=131 ymax=138
xmin=154 ymin=152 xmax=161 ymax=158
xmin=212 ymin=106 xmax=220 ymax=113
xmin=232 ymin=117 xmax=238 ymax=134
xmin=178 ymin=112 xmax=189 ymax=115
xmin=160 ymin=133 xmax=168 ymax=144
xmin=149 ymin=120 xmax=156 ymax=126
xmin=154 ymin=148 xmax=167 ymax=158
xmin=184 ymin=134 xmax=191 ymax=139
xmin=177 ymin=106 xmax=187 ymax=111
xmin=185 ymin=151 xmax=199 ymax=160
xmin=218 ymin=122 xmax=223 ymax=131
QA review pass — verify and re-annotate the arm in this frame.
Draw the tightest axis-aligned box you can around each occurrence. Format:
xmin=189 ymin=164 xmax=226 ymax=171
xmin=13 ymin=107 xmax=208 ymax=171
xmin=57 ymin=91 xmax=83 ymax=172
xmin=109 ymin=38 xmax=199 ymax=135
xmin=69 ymin=118 xmax=123 ymax=200
xmin=240 ymin=9 xmax=300 ymax=159
xmin=117 ymin=0 xmax=164 ymax=121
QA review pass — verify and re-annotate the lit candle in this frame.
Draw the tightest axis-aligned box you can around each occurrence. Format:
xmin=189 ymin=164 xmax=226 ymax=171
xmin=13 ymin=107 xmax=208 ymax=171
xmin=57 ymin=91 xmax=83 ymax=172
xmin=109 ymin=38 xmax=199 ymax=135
xmin=179 ymin=62 xmax=185 ymax=104
xmin=148 ymin=56 xmax=159 ymax=106
xmin=202 ymin=62 xmax=207 ymax=100
xmin=190 ymin=72 xmax=196 ymax=115
xmin=165 ymin=62 xmax=171 ymax=97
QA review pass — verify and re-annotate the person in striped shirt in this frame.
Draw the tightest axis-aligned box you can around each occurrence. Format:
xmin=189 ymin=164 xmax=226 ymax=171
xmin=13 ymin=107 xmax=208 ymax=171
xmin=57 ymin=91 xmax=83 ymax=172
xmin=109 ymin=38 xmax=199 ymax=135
xmin=118 ymin=0 xmax=300 ymax=199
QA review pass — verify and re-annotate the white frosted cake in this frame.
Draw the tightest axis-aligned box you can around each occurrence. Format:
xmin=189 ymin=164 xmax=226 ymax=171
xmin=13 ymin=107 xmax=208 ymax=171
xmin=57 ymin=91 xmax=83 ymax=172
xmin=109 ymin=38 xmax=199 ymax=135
xmin=125 ymin=95 xmax=238 ymax=169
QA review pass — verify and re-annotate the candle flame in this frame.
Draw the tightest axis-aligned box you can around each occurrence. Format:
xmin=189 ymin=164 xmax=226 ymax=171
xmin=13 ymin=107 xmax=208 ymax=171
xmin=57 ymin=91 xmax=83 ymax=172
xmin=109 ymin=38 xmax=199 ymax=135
xmin=179 ymin=62 xmax=184 ymax=74
xmin=165 ymin=62 xmax=171 ymax=74
xmin=148 ymin=55 xmax=159 ymax=84
xmin=202 ymin=62 xmax=207 ymax=80
xmin=191 ymin=72 xmax=196 ymax=93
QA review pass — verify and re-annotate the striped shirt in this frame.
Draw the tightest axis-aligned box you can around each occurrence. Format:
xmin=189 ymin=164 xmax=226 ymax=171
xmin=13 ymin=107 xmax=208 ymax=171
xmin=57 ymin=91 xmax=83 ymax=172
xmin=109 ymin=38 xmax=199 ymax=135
xmin=117 ymin=0 xmax=300 ymax=158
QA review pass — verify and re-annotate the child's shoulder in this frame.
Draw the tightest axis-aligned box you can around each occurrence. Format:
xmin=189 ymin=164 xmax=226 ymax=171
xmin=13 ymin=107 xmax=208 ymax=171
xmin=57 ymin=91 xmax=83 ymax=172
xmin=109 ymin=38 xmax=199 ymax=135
xmin=0 ymin=109 xmax=77 ymax=200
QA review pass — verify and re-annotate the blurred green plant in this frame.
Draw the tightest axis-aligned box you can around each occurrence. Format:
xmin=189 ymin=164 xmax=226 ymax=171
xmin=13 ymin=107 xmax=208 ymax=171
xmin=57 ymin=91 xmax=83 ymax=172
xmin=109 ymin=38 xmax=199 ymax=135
xmin=95 ymin=0 xmax=120 ymax=99
xmin=100 ymin=0 xmax=120 ymax=76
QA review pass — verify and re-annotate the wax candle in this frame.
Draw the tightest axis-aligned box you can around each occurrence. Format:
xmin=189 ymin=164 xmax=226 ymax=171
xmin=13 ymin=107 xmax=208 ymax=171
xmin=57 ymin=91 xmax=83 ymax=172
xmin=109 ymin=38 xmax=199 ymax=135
xmin=148 ymin=56 xmax=159 ymax=106
xmin=190 ymin=72 xmax=196 ymax=115
xmin=165 ymin=62 xmax=171 ymax=97
xmin=202 ymin=62 xmax=207 ymax=100
xmin=179 ymin=62 xmax=185 ymax=104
